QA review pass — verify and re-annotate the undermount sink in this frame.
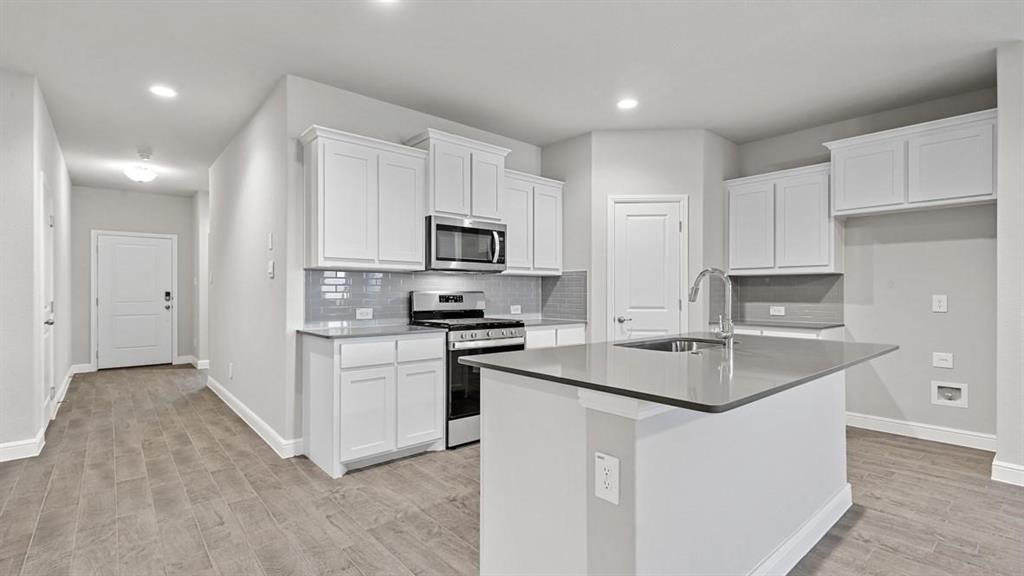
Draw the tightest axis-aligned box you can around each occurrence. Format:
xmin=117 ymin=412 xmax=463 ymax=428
xmin=615 ymin=337 xmax=726 ymax=353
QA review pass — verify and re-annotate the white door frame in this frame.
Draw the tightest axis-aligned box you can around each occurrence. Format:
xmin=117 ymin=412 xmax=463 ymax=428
xmin=90 ymin=230 xmax=178 ymax=369
xmin=606 ymin=195 xmax=690 ymax=339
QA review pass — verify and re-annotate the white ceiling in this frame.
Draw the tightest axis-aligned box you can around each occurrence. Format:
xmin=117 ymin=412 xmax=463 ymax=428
xmin=1 ymin=1 xmax=1020 ymax=195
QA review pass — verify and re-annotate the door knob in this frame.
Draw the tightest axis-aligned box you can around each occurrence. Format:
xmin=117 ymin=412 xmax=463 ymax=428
xmin=164 ymin=305 xmax=172 ymax=310
xmin=43 ymin=319 xmax=55 ymax=326
xmin=616 ymin=316 xmax=633 ymax=324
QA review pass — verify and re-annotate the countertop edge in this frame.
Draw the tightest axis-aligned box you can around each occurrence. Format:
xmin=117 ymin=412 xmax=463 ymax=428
xmin=297 ymin=326 xmax=448 ymax=339
xmin=460 ymin=343 xmax=898 ymax=413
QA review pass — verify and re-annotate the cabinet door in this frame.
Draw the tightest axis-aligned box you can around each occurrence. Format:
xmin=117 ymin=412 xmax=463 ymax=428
xmin=379 ymin=151 xmax=426 ymax=265
xmin=471 ymin=150 xmax=504 ymax=220
xmin=321 ymin=140 xmax=378 ymax=262
xmin=775 ymin=172 xmax=830 ymax=268
xmin=525 ymin=328 xmax=557 ymax=349
xmin=908 ymin=123 xmax=994 ymax=203
xmin=432 ymin=141 xmax=471 ymax=216
xmin=503 ymin=177 xmax=533 ymax=271
xmin=396 ymin=360 xmax=444 ymax=449
xmin=532 ymin=185 xmax=563 ymax=273
xmin=729 ymin=182 xmax=775 ymax=270
xmin=555 ymin=326 xmax=586 ymax=347
xmin=832 ymin=140 xmax=906 ymax=212
xmin=338 ymin=366 xmax=395 ymax=462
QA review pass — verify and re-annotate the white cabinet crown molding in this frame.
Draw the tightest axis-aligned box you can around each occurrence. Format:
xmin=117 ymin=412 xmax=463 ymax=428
xmin=505 ymin=168 xmax=565 ymax=187
xmin=404 ymin=128 xmax=512 ymax=158
xmin=300 ymin=125 xmax=428 ymax=159
xmin=724 ymin=162 xmax=830 ymax=187
xmin=822 ymin=109 xmax=996 ymax=151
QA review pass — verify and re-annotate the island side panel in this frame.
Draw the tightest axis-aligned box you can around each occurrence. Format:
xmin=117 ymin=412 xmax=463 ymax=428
xmin=480 ymin=369 xmax=588 ymax=576
xmin=632 ymin=371 xmax=850 ymax=576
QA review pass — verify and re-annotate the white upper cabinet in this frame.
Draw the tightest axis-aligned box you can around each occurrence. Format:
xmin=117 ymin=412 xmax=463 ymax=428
xmin=727 ymin=163 xmax=842 ymax=276
xmin=503 ymin=174 xmax=534 ymax=271
xmin=503 ymin=170 xmax=564 ymax=276
xmin=302 ymin=126 xmax=426 ymax=271
xmin=775 ymin=170 xmax=830 ymax=268
xmin=825 ymin=109 xmax=996 ymax=216
xmin=831 ymin=140 xmax=906 ymax=212
xmin=728 ymin=181 xmax=775 ymax=271
xmin=406 ymin=129 xmax=511 ymax=221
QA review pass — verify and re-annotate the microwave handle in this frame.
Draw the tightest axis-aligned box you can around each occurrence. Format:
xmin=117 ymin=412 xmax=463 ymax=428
xmin=492 ymin=231 xmax=502 ymax=263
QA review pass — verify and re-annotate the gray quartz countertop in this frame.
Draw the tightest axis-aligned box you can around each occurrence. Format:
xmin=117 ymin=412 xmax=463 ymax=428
xmin=459 ymin=333 xmax=896 ymax=413
xmin=520 ymin=318 xmax=587 ymax=328
xmin=298 ymin=325 xmax=446 ymax=339
xmin=733 ymin=320 xmax=845 ymax=330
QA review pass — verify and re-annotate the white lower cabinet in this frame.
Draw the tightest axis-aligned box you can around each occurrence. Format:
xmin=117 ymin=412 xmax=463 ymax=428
xmin=525 ymin=324 xmax=587 ymax=349
xmin=338 ymin=366 xmax=396 ymax=462
xmin=396 ymin=360 xmax=445 ymax=448
xmin=302 ymin=332 xmax=445 ymax=478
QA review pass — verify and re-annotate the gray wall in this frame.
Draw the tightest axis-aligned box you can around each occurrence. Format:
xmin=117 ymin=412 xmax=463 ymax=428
xmin=736 ymin=89 xmax=998 ymax=435
xmin=70 ymin=186 xmax=196 ymax=365
xmin=542 ymin=134 xmax=593 ymax=271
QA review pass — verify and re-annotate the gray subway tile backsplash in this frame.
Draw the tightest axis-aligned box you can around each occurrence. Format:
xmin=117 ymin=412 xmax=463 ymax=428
xmin=730 ymin=274 xmax=844 ymax=324
xmin=306 ymin=270 xmax=546 ymax=324
xmin=541 ymin=270 xmax=588 ymax=321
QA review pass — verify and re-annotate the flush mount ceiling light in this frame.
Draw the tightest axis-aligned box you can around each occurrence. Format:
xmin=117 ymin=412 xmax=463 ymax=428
xmin=123 ymin=147 xmax=157 ymax=183
xmin=149 ymin=84 xmax=178 ymax=99
xmin=617 ymin=98 xmax=639 ymax=110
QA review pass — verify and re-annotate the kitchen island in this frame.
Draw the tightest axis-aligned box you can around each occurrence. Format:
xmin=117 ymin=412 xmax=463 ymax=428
xmin=460 ymin=333 xmax=897 ymax=576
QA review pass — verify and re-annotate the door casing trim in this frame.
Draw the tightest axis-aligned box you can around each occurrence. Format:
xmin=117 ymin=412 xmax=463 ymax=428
xmin=90 ymin=230 xmax=179 ymax=369
xmin=606 ymin=195 xmax=690 ymax=341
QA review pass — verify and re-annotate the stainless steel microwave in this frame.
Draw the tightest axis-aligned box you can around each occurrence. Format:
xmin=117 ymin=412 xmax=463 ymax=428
xmin=426 ymin=215 xmax=506 ymax=272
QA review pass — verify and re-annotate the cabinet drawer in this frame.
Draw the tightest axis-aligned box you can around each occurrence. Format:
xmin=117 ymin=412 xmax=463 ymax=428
xmin=339 ymin=340 xmax=396 ymax=368
xmin=397 ymin=337 xmax=444 ymax=363
xmin=555 ymin=326 xmax=586 ymax=346
xmin=525 ymin=328 xmax=557 ymax=349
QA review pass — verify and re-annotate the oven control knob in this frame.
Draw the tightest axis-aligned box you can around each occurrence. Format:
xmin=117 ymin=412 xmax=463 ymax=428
xmin=470 ymin=332 xmax=478 ymax=339
xmin=500 ymin=330 xmax=507 ymax=337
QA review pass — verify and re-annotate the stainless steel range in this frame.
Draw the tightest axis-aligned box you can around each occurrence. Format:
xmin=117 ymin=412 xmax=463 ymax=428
xmin=409 ymin=291 xmax=525 ymax=447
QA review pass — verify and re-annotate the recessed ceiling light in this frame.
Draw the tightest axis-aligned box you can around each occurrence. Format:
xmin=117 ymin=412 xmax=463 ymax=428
xmin=617 ymin=98 xmax=638 ymax=110
xmin=149 ymin=84 xmax=178 ymax=99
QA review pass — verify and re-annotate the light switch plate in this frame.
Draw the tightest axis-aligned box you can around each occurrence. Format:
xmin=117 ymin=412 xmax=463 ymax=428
xmin=932 ymin=352 xmax=954 ymax=369
xmin=594 ymin=451 xmax=620 ymax=505
xmin=769 ymin=306 xmax=786 ymax=317
xmin=932 ymin=294 xmax=948 ymax=313
xmin=510 ymin=305 xmax=522 ymax=315
xmin=356 ymin=308 xmax=373 ymax=320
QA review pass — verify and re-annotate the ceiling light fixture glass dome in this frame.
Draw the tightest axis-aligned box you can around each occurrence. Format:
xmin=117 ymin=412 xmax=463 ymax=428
xmin=123 ymin=148 xmax=158 ymax=183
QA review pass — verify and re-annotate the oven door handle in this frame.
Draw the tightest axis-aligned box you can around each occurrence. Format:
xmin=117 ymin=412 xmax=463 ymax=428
xmin=449 ymin=337 xmax=525 ymax=351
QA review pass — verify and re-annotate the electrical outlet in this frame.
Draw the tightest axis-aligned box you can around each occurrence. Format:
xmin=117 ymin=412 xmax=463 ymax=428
xmin=510 ymin=305 xmax=522 ymax=315
xmin=356 ymin=308 xmax=373 ymax=320
xmin=932 ymin=294 xmax=948 ymax=313
xmin=769 ymin=306 xmax=786 ymax=316
xmin=228 ymin=362 xmax=234 ymax=380
xmin=594 ymin=451 xmax=620 ymax=505
xmin=932 ymin=352 xmax=954 ymax=369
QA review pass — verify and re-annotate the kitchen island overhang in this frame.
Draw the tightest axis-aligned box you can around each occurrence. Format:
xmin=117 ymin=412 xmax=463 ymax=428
xmin=462 ymin=335 xmax=897 ymax=576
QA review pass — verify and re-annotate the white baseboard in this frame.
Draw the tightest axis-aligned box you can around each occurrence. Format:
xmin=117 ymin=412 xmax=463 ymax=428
xmin=70 ymin=363 xmax=96 ymax=374
xmin=174 ymin=355 xmax=197 ymax=366
xmin=846 ymin=412 xmax=996 ymax=452
xmin=752 ymin=484 xmax=852 ymax=576
xmin=195 ymin=359 xmax=209 ymax=369
xmin=0 ymin=427 xmax=46 ymax=462
xmin=992 ymin=460 xmax=1024 ymax=486
xmin=205 ymin=375 xmax=301 ymax=458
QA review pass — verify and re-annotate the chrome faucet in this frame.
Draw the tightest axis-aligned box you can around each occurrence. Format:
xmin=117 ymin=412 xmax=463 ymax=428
xmin=688 ymin=268 xmax=734 ymax=340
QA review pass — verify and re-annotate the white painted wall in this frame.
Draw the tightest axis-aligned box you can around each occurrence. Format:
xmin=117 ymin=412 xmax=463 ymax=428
xmin=995 ymin=43 xmax=1024 ymax=483
xmin=736 ymin=89 xmax=998 ymax=438
xmin=208 ymin=75 xmax=543 ymax=446
xmin=0 ymin=70 xmax=70 ymax=453
xmin=70 ymin=186 xmax=196 ymax=365
xmin=193 ymin=190 xmax=209 ymax=364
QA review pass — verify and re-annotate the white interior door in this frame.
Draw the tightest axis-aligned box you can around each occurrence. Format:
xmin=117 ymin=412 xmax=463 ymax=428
xmin=610 ymin=201 xmax=683 ymax=341
xmin=97 ymin=234 xmax=174 ymax=369
xmin=40 ymin=172 xmax=55 ymax=409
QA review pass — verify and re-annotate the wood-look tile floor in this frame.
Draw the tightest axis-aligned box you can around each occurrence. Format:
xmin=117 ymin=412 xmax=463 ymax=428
xmin=0 ymin=366 xmax=1020 ymax=576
